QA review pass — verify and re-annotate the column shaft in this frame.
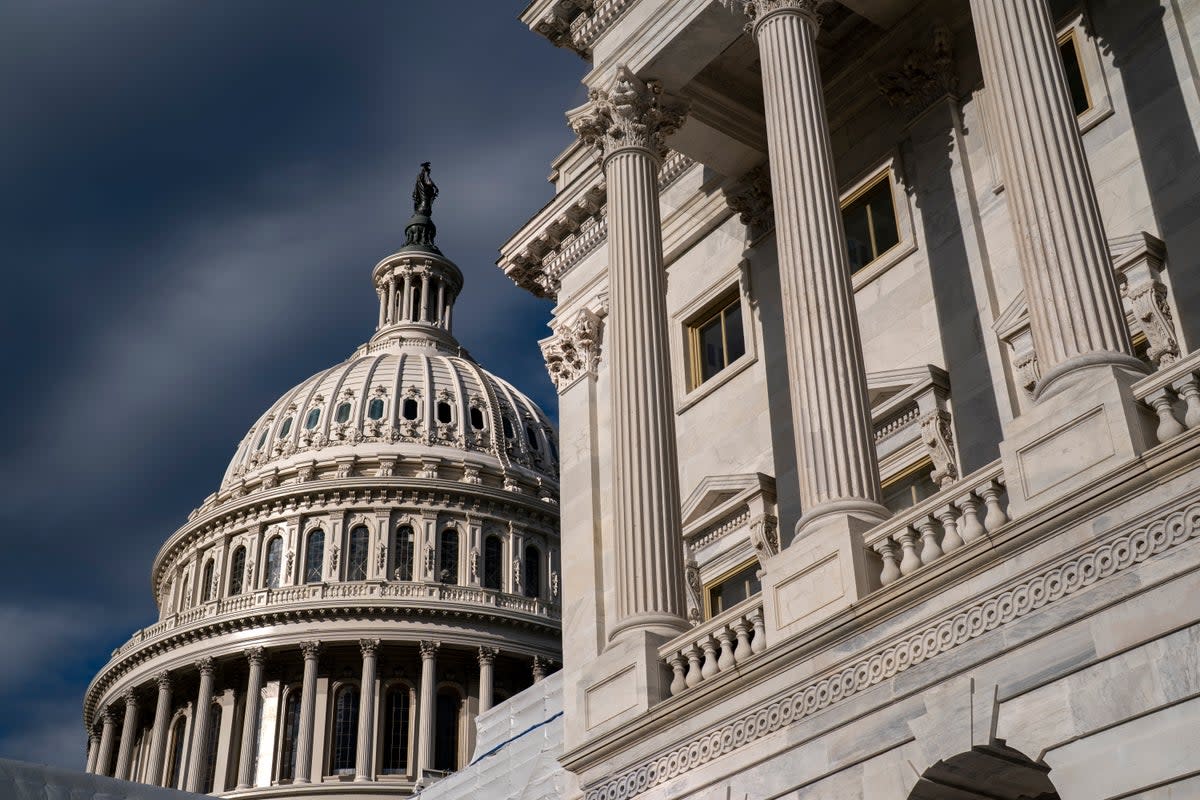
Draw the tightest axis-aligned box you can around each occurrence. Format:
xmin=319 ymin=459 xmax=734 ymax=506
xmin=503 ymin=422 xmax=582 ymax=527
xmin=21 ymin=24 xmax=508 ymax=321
xmin=355 ymin=640 xmax=380 ymax=782
xmin=477 ymin=648 xmax=496 ymax=714
xmin=402 ymin=273 xmax=413 ymax=321
xmin=417 ymin=641 xmax=438 ymax=774
xmin=114 ymin=692 xmax=140 ymax=780
xmin=85 ymin=735 xmax=100 ymax=774
xmin=96 ymin=711 xmax=117 ymax=777
xmin=294 ymin=642 xmax=320 ymax=784
xmin=968 ymin=0 xmax=1136 ymax=391
xmin=384 ymin=280 xmax=395 ymax=327
xmin=753 ymin=5 xmax=885 ymax=526
xmin=236 ymin=649 xmax=265 ymax=790
xmin=146 ymin=674 xmax=172 ymax=786
xmin=184 ymin=659 xmax=215 ymax=793
xmin=419 ymin=274 xmax=430 ymax=323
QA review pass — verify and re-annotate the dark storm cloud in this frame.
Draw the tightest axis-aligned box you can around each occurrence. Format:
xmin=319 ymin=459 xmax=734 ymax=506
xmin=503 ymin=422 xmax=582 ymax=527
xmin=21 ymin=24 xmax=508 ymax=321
xmin=0 ymin=1 xmax=583 ymax=766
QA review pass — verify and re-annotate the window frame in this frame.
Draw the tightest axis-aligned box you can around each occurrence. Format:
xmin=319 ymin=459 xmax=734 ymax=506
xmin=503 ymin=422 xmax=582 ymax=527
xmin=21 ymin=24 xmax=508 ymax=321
xmin=839 ymin=158 xmax=917 ymax=290
xmin=686 ymin=291 xmax=746 ymax=392
xmin=673 ymin=260 xmax=758 ymax=413
xmin=1057 ymin=11 xmax=1113 ymax=135
xmin=840 ymin=170 xmax=902 ymax=275
xmin=879 ymin=456 xmax=939 ymax=514
xmin=702 ymin=558 xmax=762 ymax=621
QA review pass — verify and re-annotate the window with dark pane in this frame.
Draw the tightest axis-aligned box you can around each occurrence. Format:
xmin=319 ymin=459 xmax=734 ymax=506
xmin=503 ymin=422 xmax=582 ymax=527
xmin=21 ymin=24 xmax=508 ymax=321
xmin=434 ymin=690 xmax=461 ymax=771
xmin=881 ymin=464 xmax=938 ymax=513
xmin=381 ymin=686 xmax=411 ymax=774
xmin=436 ymin=401 xmax=453 ymax=424
xmin=256 ymin=428 xmax=269 ymax=450
xmin=278 ymin=417 xmax=293 ymax=439
xmin=687 ymin=293 xmax=747 ymax=389
xmin=202 ymin=703 xmax=222 ymax=792
xmin=278 ymin=689 xmax=301 ymax=781
xmin=394 ymin=525 xmax=415 ymax=581
xmin=523 ymin=545 xmax=541 ymax=599
xmin=1058 ymin=30 xmax=1091 ymax=116
xmin=469 ymin=406 xmax=485 ymax=430
xmin=348 ymin=526 xmax=370 ymax=581
xmin=439 ymin=528 xmax=459 ymax=584
xmin=304 ymin=529 xmax=324 ymax=584
xmin=367 ymin=397 xmax=385 ymax=420
xmin=526 ymin=425 xmax=540 ymax=450
xmin=705 ymin=561 xmax=761 ymax=618
xmin=265 ymin=537 xmax=283 ymax=588
xmin=502 ymin=416 xmax=514 ymax=439
xmin=201 ymin=559 xmax=214 ymax=602
xmin=229 ymin=546 xmax=246 ymax=596
xmin=402 ymin=398 xmax=419 ymax=421
xmin=331 ymin=685 xmax=359 ymax=772
xmin=841 ymin=174 xmax=900 ymax=273
xmin=335 ymin=402 xmax=352 ymax=424
xmin=483 ymin=535 xmax=503 ymax=591
xmin=304 ymin=407 xmax=321 ymax=430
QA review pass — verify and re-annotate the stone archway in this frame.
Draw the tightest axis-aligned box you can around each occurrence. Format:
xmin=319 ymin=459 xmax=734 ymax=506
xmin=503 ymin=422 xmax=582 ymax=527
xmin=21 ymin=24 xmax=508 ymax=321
xmin=908 ymin=741 xmax=1060 ymax=800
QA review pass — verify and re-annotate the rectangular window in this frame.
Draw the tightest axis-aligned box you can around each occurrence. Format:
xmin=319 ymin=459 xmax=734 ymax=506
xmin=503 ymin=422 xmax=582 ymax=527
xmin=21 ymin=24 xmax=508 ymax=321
xmin=687 ymin=292 xmax=746 ymax=390
xmin=704 ymin=560 xmax=761 ymax=619
xmin=842 ymin=172 xmax=901 ymax=274
xmin=881 ymin=461 xmax=938 ymax=514
xmin=1058 ymin=29 xmax=1092 ymax=117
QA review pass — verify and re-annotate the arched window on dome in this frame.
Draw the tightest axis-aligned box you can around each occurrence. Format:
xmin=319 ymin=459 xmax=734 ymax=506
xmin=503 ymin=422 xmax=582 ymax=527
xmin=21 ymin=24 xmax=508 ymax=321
xmin=304 ymin=407 xmax=321 ymax=430
xmin=255 ymin=428 xmax=269 ymax=450
xmin=303 ymin=529 xmax=324 ymax=584
xmin=393 ymin=525 xmax=415 ymax=581
xmin=402 ymin=398 xmax=419 ymax=421
xmin=368 ymin=397 xmax=385 ymax=420
xmin=502 ymin=416 xmax=514 ymax=439
xmin=200 ymin=559 xmax=215 ymax=602
xmin=228 ymin=546 xmax=246 ymax=596
xmin=483 ymin=535 xmax=503 ymax=591
xmin=166 ymin=715 xmax=187 ymax=789
xmin=179 ymin=573 xmax=191 ymax=611
xmin=381 ymin=683 xmax=413 ymax=775
xmin=524 ymin=545 xmax=542 ymax=599
xmin=469 ymin=406 xmax=485 ymax=430
xmin=436 ymin=401 xmax=453 ymax=425
xmin=348 ymin=526 xmax=369 ymax=581
xmin=278 ymin=416 xmax=293 ymax=439
xmin=439 ymin=528 xmax=459 ymax=585
xmin=331 ymin=684 xmax=359 ymax=773
xmin=434 ymin=687 xmax=463 ymax=772
xmin=277 ymin=687 xmax=301 ymax=782
xmin=526 ymin=424 xmax=540 ymax=451
xmin=202 ymin=702 xmax=222 ymax=792
xmin=335 ymin=401 xmax=352 ymax=425
xmin=265 ymin=537 xmax=283 ymax=589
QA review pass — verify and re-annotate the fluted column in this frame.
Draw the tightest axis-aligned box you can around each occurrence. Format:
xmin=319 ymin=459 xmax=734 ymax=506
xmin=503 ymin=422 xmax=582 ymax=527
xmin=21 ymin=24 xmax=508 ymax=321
xmin=355 ymin=639 xmax=380 ymax=782
xmin=968 ymin=0 xmax=1139 ymax=395
xmin=96 ymin=707 xmax=117 ymax=777
xmin=727 ymin=0 xmax=886 ymax=531
xmin=477 ymin=647 xmax=497 ymax=713
xmin=184 ymin=657 xmax=215 ymax=793
xmin=85 ymin=733 xmax=100 ymax=774
xmin=569 ymin=67 xmax=690 ymax=641
xmin=419 ymin=273 xmax=430 ymax=323
xmin=294 ymin=641 xmax=321 ymax=783
xmin=531 ymin=656 xmax=548 ymax=684
xmin=417 ymin=640 xmax=439 ymax=774
xmin=384 ymin=280 xmax=395 ymax=327
xmin=401 ymin=272 xmax=413 ymax=321
xmin=236 ymin=648 xmax=265 ymax=790
xmin=114 ymin=690 xmax=140 ymax=780
xmin=146 ymin=672 xmax=173 ymax=786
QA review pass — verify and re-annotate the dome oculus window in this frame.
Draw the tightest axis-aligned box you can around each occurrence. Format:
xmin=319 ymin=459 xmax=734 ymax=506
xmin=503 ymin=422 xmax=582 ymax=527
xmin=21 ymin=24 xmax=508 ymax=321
xmin=368 ymin=397 xmax=385 ymax=420
xmin=304 ymin=408 xmax=321 ymax=430
xmin=469 ymin=406 xmax=485 ymax=430
xmin=335 ymin=401 xmax=352 ymax=424
xmin=278 ymin=417 xmax=293 ymax=439
xmin=841 ymin=171 xmax=901 ymax=274
xmin=687 ymin=291 xmax=746 ymax=390
xmin=402 ymin=398 xmax=419 ymax=421
xmin=436 ymin=401 xmax=453 ymax=425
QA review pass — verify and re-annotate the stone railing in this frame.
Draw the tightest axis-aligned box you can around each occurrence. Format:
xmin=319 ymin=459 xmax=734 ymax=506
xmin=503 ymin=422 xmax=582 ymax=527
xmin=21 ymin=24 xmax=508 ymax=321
xmin=866 ymin=462 xmax=1011 ymax=588
xmin=113 ymin=582 xmax=558 ymax=658
xmin=1133 ymin=350 xmax=1200 ymax=444
xmin=661 ymin=601 xmax=766 ymax=697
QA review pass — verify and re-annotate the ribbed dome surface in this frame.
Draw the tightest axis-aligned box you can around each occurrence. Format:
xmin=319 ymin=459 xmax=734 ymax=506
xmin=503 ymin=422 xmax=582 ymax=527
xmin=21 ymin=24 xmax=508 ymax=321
xmin=221 ymin=339 xmax=558 ymax=489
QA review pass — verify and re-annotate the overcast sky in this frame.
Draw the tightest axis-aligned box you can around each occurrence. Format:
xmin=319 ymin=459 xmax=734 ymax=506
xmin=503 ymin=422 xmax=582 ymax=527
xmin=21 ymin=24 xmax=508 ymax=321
xmin=0 ymin=1 xmax=583 ymax=768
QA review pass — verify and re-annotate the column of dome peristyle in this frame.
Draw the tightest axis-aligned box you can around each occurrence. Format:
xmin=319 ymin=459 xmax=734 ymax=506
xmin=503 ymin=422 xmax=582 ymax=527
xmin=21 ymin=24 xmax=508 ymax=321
xmin=354 ymin=639 xmax=380 ymax=782
xmin=417 ymin=640 xmax=439 ymax=774
xmin=146 ymin=672 xmax=172 ymax=786
xmin=569 ymin=67 xmax=690 ymax=642
xmin=970 ymin=0 xmax=1154 ymax=513
xmin=113 ymin=689 xmax=139 ymax=780
xmin=236 ymin=648 xmax=265 ymax=790
xmin=371 ymin=249 xmax=464 ymax=345
xmin=294 ymin=641 xmax=321 ymax=784
xmin=95 ymin=708 xmax=116 ymax=776
xmin=184 ymin=657 xmax=216 ymax=793
xmin=478 ymin=647 xmax=497 ymax=713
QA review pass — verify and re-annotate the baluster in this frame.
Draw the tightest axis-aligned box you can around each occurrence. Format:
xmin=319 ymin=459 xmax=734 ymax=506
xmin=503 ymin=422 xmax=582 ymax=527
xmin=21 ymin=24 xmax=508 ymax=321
xmin=1147 ymin=388 xmax=1185 ymax=442
xmin=667 ymin=653 xmax=686 ymax=696
xmin=897 ymin=529 xmax=922 ymax=576
xmin=874 ymin=540 xmax=901 ymax=586
xmin=980 ymin=481 xmax=1010 ymax=531
xmin=749 ymin=609 xmax=766 ymax=654
xmin=684 ymin=644 xmax=703 ymax=688
xmin=716 ymin=629 xmax=736 ymax=671
xmin=936 ymin=505 xmax=964 ymax=553
xmin=957 ymin=493 xmax=986 ymax=544
xmin=731 ymin=618 xmax=753 ymax=664
xmin=1172 ymin=374 xmax=1200 ymax=429
xmin=700 ymin=636 xmax=719 ymax=680
xmin=916 ymin=516 xmax=943 ymax=566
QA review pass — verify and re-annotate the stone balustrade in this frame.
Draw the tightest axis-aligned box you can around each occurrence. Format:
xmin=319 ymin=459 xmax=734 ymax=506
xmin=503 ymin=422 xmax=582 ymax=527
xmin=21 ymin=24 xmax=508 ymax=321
xmin=112 ymin=581 xmax=558 ymax=658
xmin=661 ymin=601 xmax=766 ymax=697
xmin=866 ymin=462 xmax=1011 ymax=588
xmin=1133 ymin=350 xmax=1200 ymax=444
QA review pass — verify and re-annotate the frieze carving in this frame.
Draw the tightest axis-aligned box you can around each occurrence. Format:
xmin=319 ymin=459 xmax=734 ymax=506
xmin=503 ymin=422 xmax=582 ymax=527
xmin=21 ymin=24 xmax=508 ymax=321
xmin=569 ymin=67 xmax=688 ymax=162
xmin=583 ymin=498 xmax=1200 ymax=800
xmin=919 ymin=409 xmax=959 ymax=487
xmin=876 ymin=24 xmax=957 ymax=112
xmin=541 ymin=308 xmax=604 ymax=392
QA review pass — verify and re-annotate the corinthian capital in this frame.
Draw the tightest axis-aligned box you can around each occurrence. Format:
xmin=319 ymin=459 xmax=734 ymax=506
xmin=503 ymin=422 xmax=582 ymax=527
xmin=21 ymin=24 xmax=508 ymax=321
xmin=568 ymin=66 xmax=688 ymax=161
xmin=419 ymin=640 xmax=440 ymax=660
xmin=540 ymin=308 xmax=603 ymax=392
xmin=722 ymin=0 xmax=820 ymax=31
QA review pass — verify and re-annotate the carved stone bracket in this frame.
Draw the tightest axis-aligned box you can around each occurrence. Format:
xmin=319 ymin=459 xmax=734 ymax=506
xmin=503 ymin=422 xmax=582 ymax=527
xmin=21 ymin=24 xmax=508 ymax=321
xmin=749 ymin=513 xmax=781 ymax=560
xmin=919 ymin=409 xmax=959 ymax=487
xmin=724 ymin=163 xmax=774 ymax=236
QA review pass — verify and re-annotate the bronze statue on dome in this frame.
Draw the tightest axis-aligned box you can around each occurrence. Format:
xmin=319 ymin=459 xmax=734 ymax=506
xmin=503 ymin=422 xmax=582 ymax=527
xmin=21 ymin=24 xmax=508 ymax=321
xmin=413 ymin=161 xmax=439 ymax=216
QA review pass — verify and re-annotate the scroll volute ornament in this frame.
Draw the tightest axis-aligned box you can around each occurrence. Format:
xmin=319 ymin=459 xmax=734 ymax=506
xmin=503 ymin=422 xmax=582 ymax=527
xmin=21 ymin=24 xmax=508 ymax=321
xmin=568 ymin=66 xmax=689 ymax=161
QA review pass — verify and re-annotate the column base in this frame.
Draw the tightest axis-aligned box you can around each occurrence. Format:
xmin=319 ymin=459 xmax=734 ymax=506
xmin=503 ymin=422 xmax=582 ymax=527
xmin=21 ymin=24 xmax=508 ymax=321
xmin=565 ymin=630 xmax=674 ymax=748
xmin=762 ymin=510 xmax=881 ymax=641
xmin=1001 ymin=360 xmax=1155 ymax=518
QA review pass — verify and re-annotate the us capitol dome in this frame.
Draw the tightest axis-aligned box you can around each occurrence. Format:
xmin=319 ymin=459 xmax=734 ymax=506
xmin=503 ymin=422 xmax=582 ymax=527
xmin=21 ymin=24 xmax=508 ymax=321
xmin=81 ymin=164 xmax=562 ymax=797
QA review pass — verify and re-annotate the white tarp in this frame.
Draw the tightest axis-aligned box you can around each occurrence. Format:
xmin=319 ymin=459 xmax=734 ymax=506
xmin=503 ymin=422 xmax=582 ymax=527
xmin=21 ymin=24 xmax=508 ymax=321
xmin=0 ymin=758 xmax=207 ymax=800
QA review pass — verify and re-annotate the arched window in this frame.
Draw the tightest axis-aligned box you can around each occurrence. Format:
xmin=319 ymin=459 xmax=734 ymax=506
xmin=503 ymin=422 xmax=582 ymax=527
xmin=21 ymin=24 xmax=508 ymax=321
xmin=524 ymin=545 xmax=541 ymax=599
xmin=335 ymin=402 xmax=352 ymax=424
xmin=483 ymin=535 xmax=503 ymax=591
xmin=381 ymin=685 xmax=411 ymax=774
xmin=402 ymin=398 xmax=419 ymax=420
xmin=393 ymin=525 xmax=415 ymax=581
xmin=526 ymin=425 xmax=540 ymax=450
xmin=303 ymin=529 xmax=324 ymax=584
xmin=265 ymin=537 xmax=283 ymax=588
xmin=278 ymin=688 xmax=301 ymax=782
xmin=278 ymin=416 xmax=293 ymax=439
xmin=331 ymin=685 xmax=359 ymax=773
xmin=202 ymin=703 xmax=222 ymax=792
xmin=255 ymin=428 xmax=269 ymax=450
xmin=200 ymin=559 xmax=214 ymax=602
xmin=348 ymin=526 xmax=370 ymax=581
xmin=436 ymin=401 xmax=453 ymax=424
xmin=410 ymin=285 xmax=422 ymax=321
xmin=469 ymin=406 xmax=485 ymax=430
xmin=304 ymin=407 xmax=321 ymax=430
xmin=228 ymin=546 xmax=246 ymax=596
xmin=179 ymin=575 xmax=191 ymax=610
xmin=166 ymin=715 xmax=187 ymax=789
xmin=368 ymin=397 xmax=385 ymax=420
xmin=502 ymin=416 xmax=514 ymax=439
xmin=434 ymin=688 xmax=462 ymax=772
xmin=439 ymin=528 xmax=459 ymax=585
